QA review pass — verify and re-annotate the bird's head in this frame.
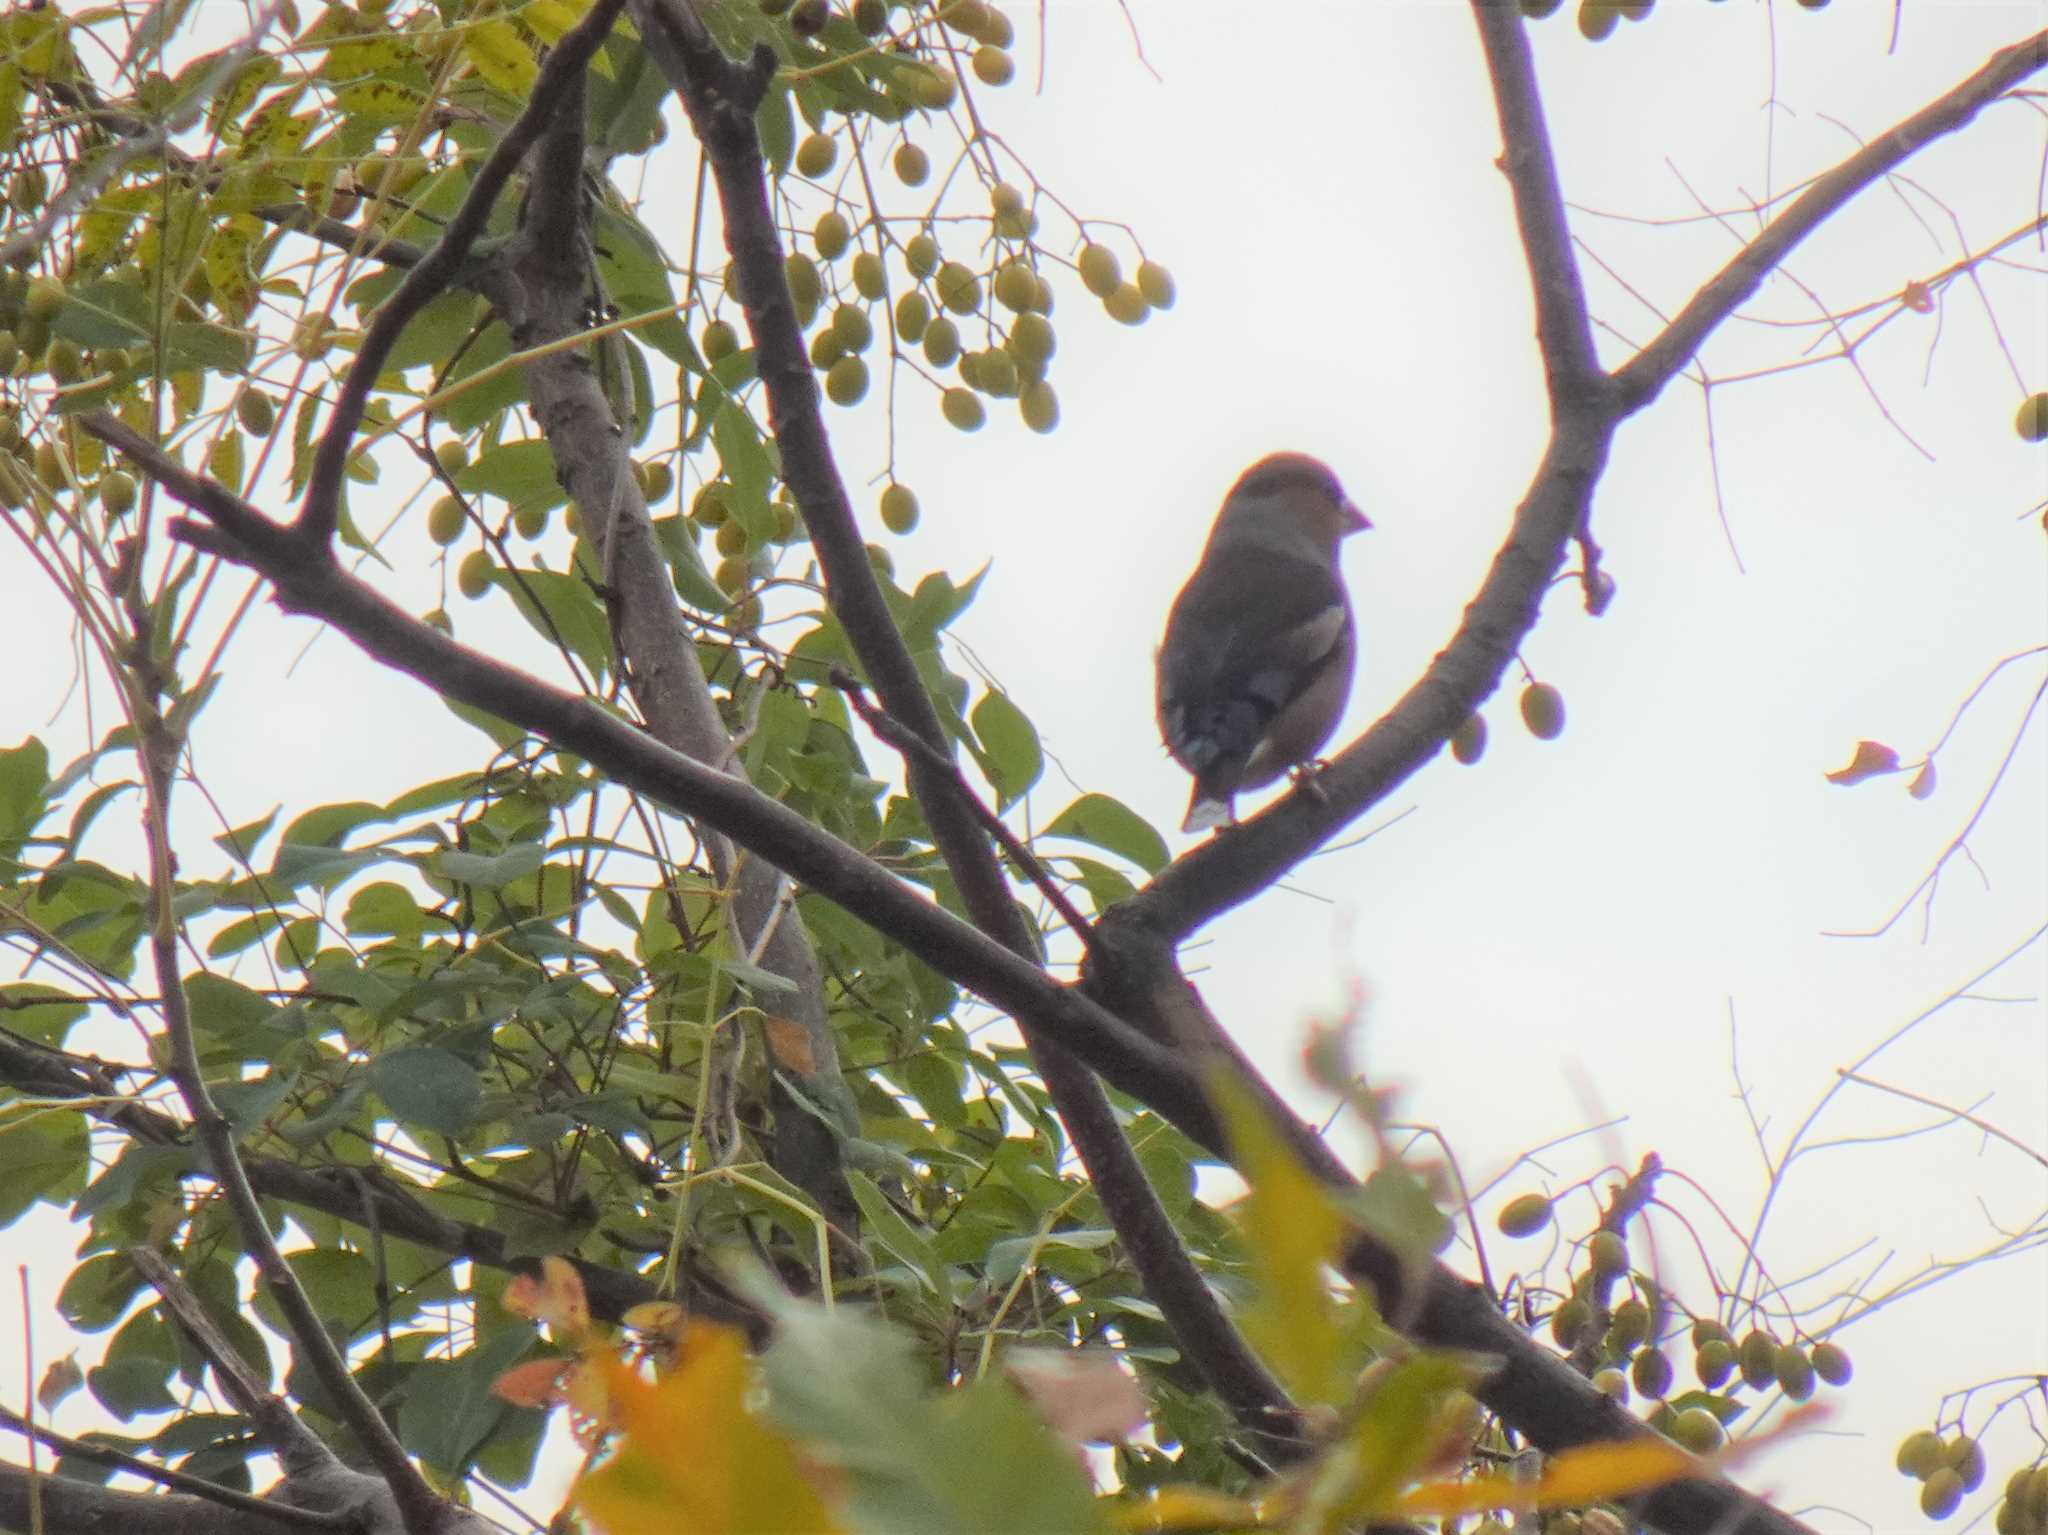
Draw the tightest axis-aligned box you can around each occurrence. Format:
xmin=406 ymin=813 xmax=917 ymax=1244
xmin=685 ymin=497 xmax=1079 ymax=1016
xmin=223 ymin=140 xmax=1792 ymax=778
xmin=1214 ymin=452 xmax=1370 ymax=555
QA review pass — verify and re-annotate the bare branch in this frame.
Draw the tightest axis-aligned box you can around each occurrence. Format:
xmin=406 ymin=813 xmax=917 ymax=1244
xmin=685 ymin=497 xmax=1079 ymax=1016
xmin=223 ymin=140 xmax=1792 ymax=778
xmin=1614 ymin=28 xmax=2048 ymax=412
xmin=0 ymin=1405 xmax=349 ymax=1531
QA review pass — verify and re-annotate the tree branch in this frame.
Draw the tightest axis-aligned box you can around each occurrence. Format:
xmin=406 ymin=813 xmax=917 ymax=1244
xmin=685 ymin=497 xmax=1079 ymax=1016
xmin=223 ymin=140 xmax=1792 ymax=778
xmin=78 ymin=413 xmax=1218 ymax=1146
xmin=629 ymin=0 xmax=1305 ymax=1459
xmin=0 ymin=1405 xmax=349 ymax=1531
xmin=129 ymin=717 xmax=445 ymax=1532
xmin=297 ymin=0 xmax=629 ymax=545
xmin=1613 ymin=27 xmax=2048 ymax=413
xmin=0 ymin=1027 xmax=748 ymax=1331
xmin=476 ymin=24 xmax=862 ymax=1255
xmin=0 ymin=1460 xmax=328 ymax=1535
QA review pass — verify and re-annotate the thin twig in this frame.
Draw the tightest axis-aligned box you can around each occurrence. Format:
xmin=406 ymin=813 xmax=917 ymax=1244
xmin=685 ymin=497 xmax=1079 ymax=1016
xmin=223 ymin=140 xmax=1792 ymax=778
xmin=0 ymin=1405 xmax=350 ymax=1532
xmin=832 ymin=667 xmax=1098 ymax=956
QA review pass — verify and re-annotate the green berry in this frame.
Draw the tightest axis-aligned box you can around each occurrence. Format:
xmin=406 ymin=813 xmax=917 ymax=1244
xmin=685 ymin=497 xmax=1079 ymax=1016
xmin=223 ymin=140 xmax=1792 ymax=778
xmin=427 ymin=495 xmax=465 ymax=545
xmin=1136 ymin=259 xmax=1176 ymax=309
xmin=940 ymin=387 xmax=984 ymax=431
xmin=814 ymin=210 xmax=852 ymax=261
xmin=1496 ymin=1192 xmax=1552 ymax=1237
xmin=1018 ymin=380 xmax=1057 ymax=434
xmin=1103 ymin=282 xmax=1148 ymax=325
xmin=795 ymin=131 xmax=837 ymax=178
xmin=1520 ymin=681 xmax=1566 ymax=740
xmin=1671 ymin=1407 xmax=1724 ymax=1455
xmin=879 ymin=482 xmax=918 ymax=534
xmin=894 ymin=142 xmax=930 ymax=186
xmin=98 ymin=471 xmax=138 ymax=517
xmin=824 ymin=354 xmax=869 ymax=406
xmin=456 ymin=548 xmax=493 ymax=599
xmin=1450 ymin=714 xmax=1487 ymax=765
xmin=1897 ymin=1430 xmax=1944 ymax=1480
xmin=2015 ymin=393 xmax=2048 ymax=441
xmin=851 ymin=251 xmax=887 ymax=301
xmin=1076 ymin=243 xmax=1120 ymax=298
xmin=936 ymin=261 xmax=981 ymax=315
xmin=702 ymin=319 xmax=739 ymax=362
xmin=921 ymin=316 xmax=959 ymax=367
xmin=894 ymin=290 xmax=931 ymax=343
xmin=1809 ymin=1341 xmax=1851 ymax=1386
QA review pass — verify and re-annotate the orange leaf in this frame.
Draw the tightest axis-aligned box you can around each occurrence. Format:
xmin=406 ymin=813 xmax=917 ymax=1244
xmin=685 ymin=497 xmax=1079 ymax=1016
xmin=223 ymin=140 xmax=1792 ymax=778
xmin=1825 ymin=740 xmax=1901 ymax=785
xmin=1907 ymin=760 xmax=1936 ymax=800
xmin=762 ymin=1013 xmax=818 ymax=1074
xmin=575 ymin=1324 xmax=842 ymax=1535
xmin=1901 ymin=279 xmax=1934 ymax=313
xmin=492 ymin=1357 xmax=569 ymax=1408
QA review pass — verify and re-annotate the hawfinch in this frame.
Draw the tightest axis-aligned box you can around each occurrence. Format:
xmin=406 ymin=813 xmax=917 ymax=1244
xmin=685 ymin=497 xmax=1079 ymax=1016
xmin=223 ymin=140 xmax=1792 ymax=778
xmin=1156 ymin=453 xmax=1369 ymax=833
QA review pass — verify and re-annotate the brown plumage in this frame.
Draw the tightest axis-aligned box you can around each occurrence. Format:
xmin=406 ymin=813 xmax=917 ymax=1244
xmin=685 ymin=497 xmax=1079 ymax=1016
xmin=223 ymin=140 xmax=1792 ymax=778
xmin=1155 ymin=453 xmax=1369 ymax=832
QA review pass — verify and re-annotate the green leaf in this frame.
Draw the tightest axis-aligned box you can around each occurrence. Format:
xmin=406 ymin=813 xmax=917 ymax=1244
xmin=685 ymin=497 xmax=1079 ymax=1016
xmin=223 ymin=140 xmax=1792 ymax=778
xmin=444 ymin=695 xmax=529 ymax=750
xmin=653 ymin=513 xmax=729 ymax=614
xmin=756 ymin=81 xmax=795 ymax=176
xmin=1041 ymin=793 xmax=1169 ymax=876
xmin=385 ymin=289 xmax=487 ymax=372
xmin=0 ymin=734 xmax=51 ymax=854
xmin=88 ymin=1357 xmax=180 ymax=1422
xmin=53 ymin=280 xmax=153 ymax=348
xmin=456 ymin=439 xmax=564 ymax=512
xmin=0 ymin=982 xmax=87 ymax=1047
xmin=209 ymin=1068 xmax=299 ymax=1139
xmin=210 ymin=807 xmax=278 ymax=864
xmin=464 ymin=17 xmax=537 ymax=96
xmin=0 ymin=1104 xmax=88 ymax=1224
xmin=369 ymin=1046 xmax=482 ymax=1137
xmin=846 ymin=1171 xmax=947 ymax=1296
xmin=440 ymin=321 xmax=528 ymax=430
xmin=970 ymin=690 xmax=1041 ymax=808
xmin=433 ymin=842 xmax=542 ymax=889
xmin=1352 ymin=1162 xmax=1453 ymax=1261
xmin=58 ymin=1253 xmax=147 ymax=1333
xmin=399 ymin=1326 xmax=537 ymax=1474
xmin=488 ymin=566 xmax=613 ymax=680
xmin=278 ymin=801 xmax=386 ymax=849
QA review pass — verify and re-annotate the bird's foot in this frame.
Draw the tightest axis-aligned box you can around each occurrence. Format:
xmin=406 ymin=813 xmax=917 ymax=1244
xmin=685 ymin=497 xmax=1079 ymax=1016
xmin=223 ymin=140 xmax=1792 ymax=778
xmin=1288 ymin=760 xmax=1334 ymax=805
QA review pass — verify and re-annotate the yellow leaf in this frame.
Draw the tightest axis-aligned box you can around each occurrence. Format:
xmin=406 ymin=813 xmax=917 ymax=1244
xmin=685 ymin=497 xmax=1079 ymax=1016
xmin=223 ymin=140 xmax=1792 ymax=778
xmin=465 ymin=18 xmax=538 ymax=96
xmin=1115 ymin=1484 xmax=1273 ymax=1531
xmin=1211 ymin=1070 xmax=1362 ymax=1406
xmin=1396 ymin=1437 xmax=1697 ymax=1516
xmin=576 ymin=1325 xmax=844 ymax=1535
xmin=523 ymin=0 xmax=590 ymax=44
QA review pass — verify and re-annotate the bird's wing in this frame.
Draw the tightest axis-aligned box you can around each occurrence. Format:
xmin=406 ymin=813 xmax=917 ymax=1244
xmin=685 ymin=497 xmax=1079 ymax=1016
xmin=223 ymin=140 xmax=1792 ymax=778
xmin=1157 ymin=554 xmax=1351 ymax=779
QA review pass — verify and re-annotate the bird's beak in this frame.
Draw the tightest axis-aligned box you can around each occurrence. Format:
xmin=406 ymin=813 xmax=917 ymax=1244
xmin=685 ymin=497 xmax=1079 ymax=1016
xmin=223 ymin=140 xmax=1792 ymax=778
xmin=1342 ymin=500 xmax=1371 ymax=535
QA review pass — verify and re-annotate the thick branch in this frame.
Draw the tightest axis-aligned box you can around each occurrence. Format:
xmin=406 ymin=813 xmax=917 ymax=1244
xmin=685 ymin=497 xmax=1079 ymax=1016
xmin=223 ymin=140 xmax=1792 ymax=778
xmin=0 ymin=1405 xmax=347 ymax=1531
xmin=630 ymin=0 xmax=1302 ymax=1456
xmin=481 ymin=31 xmax=861 ymax=1251
xmin=78 ymin=408 xmax=1808 ymax=1535
xmin=297 ymin=0 xmax=628 ymax=544
xmin=1473 ymin=0 xmax=1604 ymax=402
xmin=78 ymin=413 xmax=1217 ymax=1146
xmin=1614 ymin=27 xmax=2048 ymax=412
xmin=0 ymin=1462 xmax=320 ymax=1535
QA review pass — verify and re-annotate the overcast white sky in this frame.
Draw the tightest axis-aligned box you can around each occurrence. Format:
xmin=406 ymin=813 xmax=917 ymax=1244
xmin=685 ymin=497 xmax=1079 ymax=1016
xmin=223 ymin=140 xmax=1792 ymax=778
xmin=4 ymin=2 xmax=2046 ymax=1528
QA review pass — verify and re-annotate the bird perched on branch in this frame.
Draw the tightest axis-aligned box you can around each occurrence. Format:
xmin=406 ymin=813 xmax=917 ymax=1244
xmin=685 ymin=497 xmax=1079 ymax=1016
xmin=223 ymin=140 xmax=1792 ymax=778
xmin=1155 ymin=452 xmax=1369 ymax=834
